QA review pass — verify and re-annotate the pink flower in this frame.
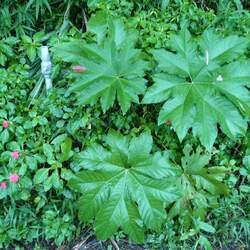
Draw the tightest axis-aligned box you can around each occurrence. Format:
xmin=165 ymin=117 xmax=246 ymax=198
xmin=0 ymin=182 xmax=7 ymax=189
xmin=12 ymin=151 xmax=20 ymax=160
xmin=2 ymin=120 xmax=9 ymax=129
xmin=9 ymin=174 xmax=19 ymax=183
xmin=72 ymin=65 xmax=87 ymax=73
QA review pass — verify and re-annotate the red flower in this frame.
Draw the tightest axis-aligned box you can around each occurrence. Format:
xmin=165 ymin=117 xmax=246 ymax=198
xmin=0 ymin=182 xmax=7 ymax=189
xmin=12 ymin=151 xmax=20 ymax=160
xmin=9 ymin=174 xmax=20 ymax=183
xmin=72 ymin=65 xmax=87 ymax=73
xmin=2 ymin=120 xmax=9 ymax=129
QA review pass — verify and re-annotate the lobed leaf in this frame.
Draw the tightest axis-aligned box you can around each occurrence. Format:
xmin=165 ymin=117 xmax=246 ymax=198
xmin=143 ymin=29 xmax=250 ymax=150
xmin=68 ymin=131 xmax=180 ymax=243
xmin=55 ymin=19 xmax=148 ymax=114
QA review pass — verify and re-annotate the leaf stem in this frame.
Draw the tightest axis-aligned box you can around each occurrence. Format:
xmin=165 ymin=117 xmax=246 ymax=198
xmin=110 ymin=238 xmax=120 ymax=250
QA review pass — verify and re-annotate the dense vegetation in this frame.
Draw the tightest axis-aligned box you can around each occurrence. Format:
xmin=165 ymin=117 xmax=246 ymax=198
xmin=0 ymin=0 xmax=249 ymax=249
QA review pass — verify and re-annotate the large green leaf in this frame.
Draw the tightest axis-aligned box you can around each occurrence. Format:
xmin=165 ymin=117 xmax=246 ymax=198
xmin=69 ymin=131 xmax=180 ymax=243
xmin=55 ymin=18 xmax=148 ymax=114
xmin=143 ymin=29 xmax=250 ymax=150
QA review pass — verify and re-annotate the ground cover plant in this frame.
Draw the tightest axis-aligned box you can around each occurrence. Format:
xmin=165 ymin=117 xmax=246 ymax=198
xmin=0 ymin=0 xmax=249 ymax=249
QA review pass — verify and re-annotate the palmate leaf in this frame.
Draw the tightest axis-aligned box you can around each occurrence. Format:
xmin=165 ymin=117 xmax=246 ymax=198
xmin=143 ymin=29 xmax=250 ymax=150
xmin=55 ymin=19 xmax=148 ymax=114
xmin=169 ymin=145 xmax=229 ymax=225
xmin=69 ymin=131 xmax=180 ymax=243
xmin=180 ymin=145 xmax=228 ymax=196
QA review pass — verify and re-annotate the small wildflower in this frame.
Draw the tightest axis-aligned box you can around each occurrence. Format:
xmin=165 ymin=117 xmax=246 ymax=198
xmin=0 ymin=182 xmax=7 ymax=189
xmin=2 ymin=120 xmax=9 ymax=129
xmin=9 ymin=174 xmax=19 ymax=183
xmin=72 ymin=65 xmax=87 ymax=73
xmin=12 ymin=151 xmax=20 ymax=160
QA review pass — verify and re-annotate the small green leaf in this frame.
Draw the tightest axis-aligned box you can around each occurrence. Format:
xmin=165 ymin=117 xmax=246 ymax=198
xmin=34 ymin=168 xmax=49 ymax=184
xmin=59 ymin=138 xmax=73 ymax=162
xmin=26 ymin=156 xmax=38 ymax=170
xmin=196 ymin=235 xmax=213 ymax=250
xmin=51 ymin=170 xmax=62 ymax=189
xmin=1 ymin=129 xmax=9 ymax=144
xmin=44 ymin=176 xmax=53 ymax=192
xmin=240 ymin=185 xmax=250 ymax=193
xmin=197 ymin=220 xmax=216 ymax=234
xmin=43 ymin=143 xmax=54 ymax=160
xmin=61 ymin=168 xmax=74 ymax=181
xmin=51 ymin=134 xmax=68 ymax=145
xmin=27 ymin=46 xmax=36 ymax=61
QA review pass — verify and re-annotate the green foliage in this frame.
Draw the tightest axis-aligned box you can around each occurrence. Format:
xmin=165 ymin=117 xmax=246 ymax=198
xmin=33 ymin=137 xmax=74 ymax=191
xmin=26 ymin=0 xmax=52 ymax=20
xmin=0 ymin=66 xmax=82 ymax=248
xmin=143 ymin=29 xmax=250 ymax=150
xmin=0 ymin=0 xmax=249 ymax=249
xmin=55 ymin=19 xmax=148 ymax=113
xmin=169 ymin=145 xmax=228 ymax=229
xmin=42 ymin=210 xmax=76 ymax=246
xmin=69 ymin=131 xmax=180 ymax=242
xmin=0 ymin=38 xmax=16 ymax=66
xmin=240 ymin=149 xmax=250 ymax=193
xmin=20 ymin=32 xmax=44 ymax=62
xmin=0 ymin=0 xmax=84 ymax=38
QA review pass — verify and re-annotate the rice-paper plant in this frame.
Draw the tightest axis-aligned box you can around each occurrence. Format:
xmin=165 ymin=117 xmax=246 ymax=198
xmin=143 ymin=29 xmax=250 ymax=150
xmin=55 ymin=18 xmax=148 ymax=114
xmin=69 ymin=130 xmax=180 ymax=243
